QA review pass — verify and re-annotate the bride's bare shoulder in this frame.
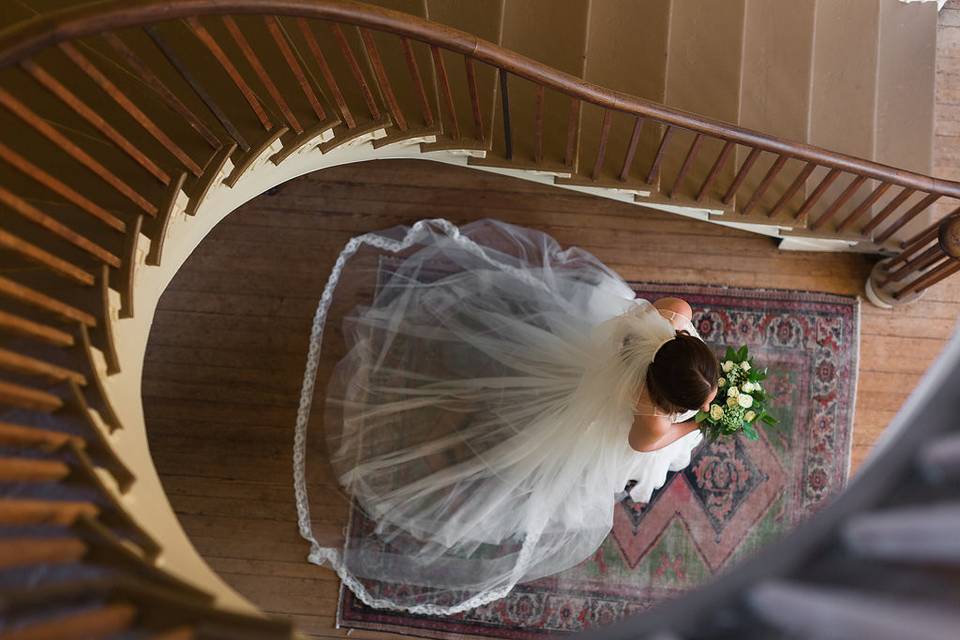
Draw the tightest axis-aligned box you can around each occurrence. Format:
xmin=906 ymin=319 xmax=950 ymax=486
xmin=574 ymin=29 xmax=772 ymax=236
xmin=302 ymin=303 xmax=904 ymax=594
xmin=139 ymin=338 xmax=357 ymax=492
xmin=653 ymin=297 xmax=692 ymax=329
xmin=628 ymin=413 xmax=671 ymax=453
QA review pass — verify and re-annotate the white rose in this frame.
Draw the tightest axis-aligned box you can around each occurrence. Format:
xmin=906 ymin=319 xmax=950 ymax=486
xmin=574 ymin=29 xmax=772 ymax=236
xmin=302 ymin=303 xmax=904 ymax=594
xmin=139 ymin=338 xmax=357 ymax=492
xmin=718 ymin=378 xmax=726 ymax=387
xmin=709 ymin=404 xmax=724 ymax=420
xmin=727 ymin=386 xmax=739 ymax=398
xmin=744 ymin=410 xmax=756 ymax=422
xmin=727 ymin=396 xmax=738 ymax=408
xmin=722 ymin=361 xmax=735 ymax=373
xmin=741 ymin=381 xmax=754 ymax=393
xmin=737 ymin=393 xmax=754 ymax=408
xmin=740 ymin=361 xmax=751 ymax=371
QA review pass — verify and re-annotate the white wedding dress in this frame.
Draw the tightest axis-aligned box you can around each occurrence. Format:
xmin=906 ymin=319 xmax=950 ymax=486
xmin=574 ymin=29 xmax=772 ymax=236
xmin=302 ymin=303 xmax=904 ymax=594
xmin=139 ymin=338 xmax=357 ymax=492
xmin=293 ymin=219 xmax=703 ymax=615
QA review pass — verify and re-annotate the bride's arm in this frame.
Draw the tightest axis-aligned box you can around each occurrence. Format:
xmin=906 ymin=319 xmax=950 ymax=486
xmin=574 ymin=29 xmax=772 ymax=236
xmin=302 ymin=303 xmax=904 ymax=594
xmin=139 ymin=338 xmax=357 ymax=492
xmin=629 ymin=414 xmax=701 ymax=453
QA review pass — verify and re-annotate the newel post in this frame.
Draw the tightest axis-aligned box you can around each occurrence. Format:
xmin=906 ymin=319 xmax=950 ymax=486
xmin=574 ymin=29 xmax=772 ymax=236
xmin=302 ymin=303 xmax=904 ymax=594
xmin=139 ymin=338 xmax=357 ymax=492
xmin=865 ymin=216 xmax=960 ymax=309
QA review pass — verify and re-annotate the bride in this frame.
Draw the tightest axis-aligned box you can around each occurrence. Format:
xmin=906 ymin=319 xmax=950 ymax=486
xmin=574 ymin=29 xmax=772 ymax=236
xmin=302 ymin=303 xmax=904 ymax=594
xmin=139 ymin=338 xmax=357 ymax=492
xmin=293 ymin=218 xmax=720 ymax=615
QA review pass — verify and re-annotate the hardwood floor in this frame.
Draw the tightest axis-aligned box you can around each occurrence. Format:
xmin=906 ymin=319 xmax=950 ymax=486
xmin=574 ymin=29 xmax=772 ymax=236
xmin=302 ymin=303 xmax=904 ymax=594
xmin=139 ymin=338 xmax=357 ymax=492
xmin=142 ymin=7 xmax=960 ymax=638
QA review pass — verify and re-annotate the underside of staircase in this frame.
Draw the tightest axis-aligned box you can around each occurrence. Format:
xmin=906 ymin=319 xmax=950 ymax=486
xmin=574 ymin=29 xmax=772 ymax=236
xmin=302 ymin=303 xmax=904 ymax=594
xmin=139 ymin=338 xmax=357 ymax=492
xmin=0 ymin=1 xmax=959 ymax=638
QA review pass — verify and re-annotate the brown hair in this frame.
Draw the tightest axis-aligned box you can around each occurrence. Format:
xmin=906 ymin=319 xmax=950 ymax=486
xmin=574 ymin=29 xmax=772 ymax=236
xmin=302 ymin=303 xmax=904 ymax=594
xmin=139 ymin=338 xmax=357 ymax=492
xmin=645 ymin=331 xmax=719 ymax=414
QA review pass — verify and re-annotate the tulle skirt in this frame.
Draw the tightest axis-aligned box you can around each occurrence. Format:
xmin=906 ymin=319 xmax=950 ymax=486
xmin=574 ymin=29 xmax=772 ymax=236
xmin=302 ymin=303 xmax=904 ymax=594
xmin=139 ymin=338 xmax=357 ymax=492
xmin=293 ymin=219 xmax=703 ymax=614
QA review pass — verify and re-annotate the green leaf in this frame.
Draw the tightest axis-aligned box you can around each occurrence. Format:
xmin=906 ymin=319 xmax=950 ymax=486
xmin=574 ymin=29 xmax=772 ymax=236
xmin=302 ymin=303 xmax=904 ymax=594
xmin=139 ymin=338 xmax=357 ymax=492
xmin=736 ymin=345 xmax=747 ymax=360
xmin=695 ymin=410 xmax=708 ymax=423
xmin=762 ymin=414 xmax=779 ymax=426
xmin=725 ymin=346 xmax=736 ymax=360
xmin=742 ymin=422 xmax=759 ymax=440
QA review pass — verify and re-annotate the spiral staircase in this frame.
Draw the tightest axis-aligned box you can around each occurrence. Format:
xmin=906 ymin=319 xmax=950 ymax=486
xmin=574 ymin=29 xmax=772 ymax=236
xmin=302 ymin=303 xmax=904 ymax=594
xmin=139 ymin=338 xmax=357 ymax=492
xmin=0 ymin=1 xmax=958 ymax=638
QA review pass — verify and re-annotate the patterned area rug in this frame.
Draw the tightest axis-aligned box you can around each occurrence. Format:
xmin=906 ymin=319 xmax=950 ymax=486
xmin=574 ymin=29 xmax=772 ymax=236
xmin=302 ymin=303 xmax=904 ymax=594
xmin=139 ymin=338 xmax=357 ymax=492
xmin=336 ymin=284 xmax=860 ymax=639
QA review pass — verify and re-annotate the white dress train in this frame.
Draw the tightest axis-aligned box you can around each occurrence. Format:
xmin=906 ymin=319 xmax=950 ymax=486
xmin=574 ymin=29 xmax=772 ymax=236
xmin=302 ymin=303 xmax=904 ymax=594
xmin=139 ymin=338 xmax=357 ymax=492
xmin=293 ymin=219 xmax=704 ymax=615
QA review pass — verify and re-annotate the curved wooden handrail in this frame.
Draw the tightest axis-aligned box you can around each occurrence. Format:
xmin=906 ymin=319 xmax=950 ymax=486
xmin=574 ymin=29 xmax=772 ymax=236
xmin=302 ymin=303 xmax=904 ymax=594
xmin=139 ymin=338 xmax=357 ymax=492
xmin=1 ymin=0 xmax=959 ymax=199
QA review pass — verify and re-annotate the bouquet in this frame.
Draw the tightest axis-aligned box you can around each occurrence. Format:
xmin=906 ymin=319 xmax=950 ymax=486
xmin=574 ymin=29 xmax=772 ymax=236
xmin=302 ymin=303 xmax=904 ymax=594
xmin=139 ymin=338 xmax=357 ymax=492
xmin=695 ymin=345 xmax=778 ymax=441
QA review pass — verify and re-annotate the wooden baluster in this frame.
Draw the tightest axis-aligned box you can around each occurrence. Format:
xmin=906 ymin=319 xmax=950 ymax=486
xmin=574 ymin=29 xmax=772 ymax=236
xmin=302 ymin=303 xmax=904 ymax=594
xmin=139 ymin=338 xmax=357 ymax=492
xmin=0 ymin=347 xmax=85 ymax=385
xmin=533 ymin=84 xmax=545 ymax=164
xmin=591 ymin=109 xmax=612 ymax=180
xmin=697 ymin=140 xmax=735 ymax=202
xmin=331 ymin=24 xmax=380 ymax=120
xmin=145 ymin=26 xmax=250 ymax=152
xmin=63 ymin=382 xmax=126 ymax=479
xmin=0 ymin=229 xmax=93 ymax=286
xmin=0 ymin=457 xmax=72 ymax=482
xmin=670 ymin=133 xmax=703 ymax=197
xmin=896 ymin=258 xmax=960 ymax=299
xmin=1 ymin=603 xmax=137 ymax=639
xmin=861 ymin=187 xmax=916 ymax=236
xmin=359 ymin=28 xmax=405 ymax=132
xmin=58 ymin=42 xmax=202 ymax=177
xmin=902 ymin=221 xmax=945 ymax=253
xmin=564 ymin=98 xmax=581 ymax=169
xmin=874 ymin=193 xmax=941 ymax=244
xmin=0 ymin=380 xmax=64 ymax=412
xmin=882 ymin=244 xmax=943 ymax=284
xmin=101 ymin=32 xmax=220 ymax=149
xmin=0 ymin=536 xmax=87 ymax=569
xmin=432 ymin=46 xmax=460 ymax=140
xmin=0 ymin=276 xmax=96 ymax=327
xmin=0 ymin=142 xmax=124 ymax=232
xmin=21 ymin=57 xmax=173 ymax=184
xmin=0 ymin=87 xmax=157 ymax=214
xmin=892 ymin=217 xmax=960 ymax=298
xmin=811 ymin=175 xmax=867 ymax=230
xmin=297 ymin=18 xmax=355 ymax=129
xmin=0 ymin=498 xmax=99 ymax=525
xmin=0 ymin=422 xmax=83 ymax=450
xmin=902 ymin=207 xmax=960 ymax=247
xmin=794 ymin=168 xmax=841 ymax=220
xmin=499 ymin=69 xmax=512 ymax=160
xmin=836 ymin=181 xmax=893 ymax=233
xmin=768 ymin=161 xmax=816 ymax=218
xmin=0 ymin=310 xmax=74 ymax=347
xmin=401 ymin=38 xmax=434 ymax=128
xmin=184 ymin=17 xmax=272 ymax=132
xmin=222 ymin=16 xmax=302 ymax=133
xmin=741 ymin=154 xmax=787 ymax=215
xmin=887 ymin=226 xmax=940 ymax=271
xmin=895 ymin=205 xmax=960 ymax=259
xmin=0 ymin=187 xmax=120 ymax=267
xmin=0 ymin=420 xmax=131 ymax=492
xmin=645 ymin=125 xmax=674 ymax=185
xmin=266 ymin=17 xmax=327 ymax=122
xmin=464 ymin=57 xmax=483 ymax=143
xmin=620 ymin=116 xmax=645 ymax=183
xmin=722 ymin=147 xmax=761 ymax=205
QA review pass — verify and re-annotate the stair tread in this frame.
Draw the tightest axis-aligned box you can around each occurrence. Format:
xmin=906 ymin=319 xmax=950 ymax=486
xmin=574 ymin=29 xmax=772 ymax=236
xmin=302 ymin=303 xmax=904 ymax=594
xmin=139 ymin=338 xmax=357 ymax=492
xmin=661 ymin=0 xmax=746 ymax=203
xmin=920 ymin=431 xmax=960 ymax=481
xmin=749 ymin=580 xmax=960 ymax=640
xmin=873 ymin=0 xmax=939 ymax=242
xmin=492 ymin=0 xmax=590 ymax=165
xmin=804 ymin=0 xmax=881 ymax=227
xmin=350 ymin=1 xmax=441 ymax=140
xmin=732 ymin=0 xmax=817 ymax=218
xmin=578 ymin=0 xmax=671 ymax=181
xmin=424 ymin=0 xmax=504 ymax=148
